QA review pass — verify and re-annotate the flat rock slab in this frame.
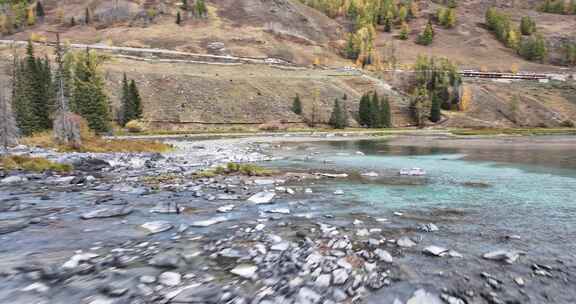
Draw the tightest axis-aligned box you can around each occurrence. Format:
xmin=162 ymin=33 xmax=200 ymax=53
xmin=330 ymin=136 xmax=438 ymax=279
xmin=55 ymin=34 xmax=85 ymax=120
xmin=0 ymin=219 xmax=29 ymax=235
xmin=230 ymin=264 xmax=258 ymax=279
xmin=81 ymin=206 xmax=133 ymax=219
xmin=247 ymin=192 xmax=275 ymax=205
xmin=142 ymin=221 xmax=174 ymax=234
xmin=190 ymin=217 xmax=228 ymax=227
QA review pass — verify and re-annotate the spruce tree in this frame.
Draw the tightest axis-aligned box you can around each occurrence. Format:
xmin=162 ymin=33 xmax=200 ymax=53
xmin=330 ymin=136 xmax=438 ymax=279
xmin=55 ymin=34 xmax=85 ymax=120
xmin=417 ymin=22 xmax=434 ymax=45
xmin=369 ymin=92 xmax=381 ymax=128
xmin=358 ymin=93 xmax=371 ymax=127
xmin=430 ymin=94 xmax=441 ymax=122
xmin=329 ymin=99 xmax=347 ymax=129
xmin=292 ymin=94 xmax=302 ymax=115
xmin=36 ymin=2 xmax=45 ymax=20
xmin=176 ymin=11 xmax=182 ymax=25
xmin=120 ymin=73 xmax=131 ymax=125
xmin=380 ymin=96 xmax=392 ymax=128
xmin=195 ymin=0 xmax=207 ymax=18
xmin=520 ymin=16 xmax=535 ymax=35
xmin=129 ymin=79 xmax=143 ymax=120
xmin=85 ymin=7 xmax=90 ymax=24
xmin=72 ymin=49 xmax=111 ymax=133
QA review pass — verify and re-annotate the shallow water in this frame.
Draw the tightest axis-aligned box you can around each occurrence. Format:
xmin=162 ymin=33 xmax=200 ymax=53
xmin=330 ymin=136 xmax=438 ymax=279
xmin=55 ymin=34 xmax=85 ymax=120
xmin=269 ymin=137 xmax=576 ymax=259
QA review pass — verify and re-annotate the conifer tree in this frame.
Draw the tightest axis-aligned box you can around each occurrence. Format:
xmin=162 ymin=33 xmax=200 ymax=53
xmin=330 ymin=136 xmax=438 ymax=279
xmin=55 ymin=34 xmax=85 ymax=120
xmin=72 ymin=49 xmax=111 ymax=133
xmin=380 ymin=96 xmax=392 ymax=128
xmin=292 ymin=94 xmax=302 ymax=115
xmin=85 ymin=7 xmax=91 ymax=24
xmin=358 ymin=93 xmax=371 ymax=126
xmin=195 ymin=0 xmax=207 ymax=18
xmin=129 ymin=79 xmax=143 ymax=120
xmin=120 ymin=73 xmax=131 ymax=125
xmin=520 ymin=16 xmax=536 ymax=35
xmin=182 ymin=0 xmax=189 ymax=10
xmin=36 ymin=1 xmax=45 ymax=20
xmin=369 ymin=92 xmax=381 ymax=128
xmin=430 ymin=94 xmax=441 ymax=122
xmin=176 ymin=11 xmax=182 ymax=25
xmin=329 ymin=99 xmax=347 ymax=129
xmin=417 ymin=22 xmax=434 ymax=45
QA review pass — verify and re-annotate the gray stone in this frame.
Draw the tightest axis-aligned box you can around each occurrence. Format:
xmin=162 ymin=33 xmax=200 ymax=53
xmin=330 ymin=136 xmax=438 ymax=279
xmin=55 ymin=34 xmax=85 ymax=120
xmin=81 ymin=206 xmax=133 ymax=219
xmin=62 ymin=253 xmax=99 ymax=269
xmin=149 ymin=253 xmax=186 ymax=268
xmin=423 ymin=246 xmax=449 ymax=257
xmin=332 ymin=269 xmax=349 ymax=285
xmin=397 ymin=237 xmax=417 ymax=248
xmin=217 ymin=204 xmax=235 ymax=213
xmin=374 ymin=249 xmax=394 ymax=263
xmin=482 ymin=250 xmax=522 ymax=264
xmin=141 ymin=221 xmax=173 ymax=234
xmin=159 ymin=271 xmax=181 ymax=286
xmin=190 ymin=217 xmax=228 ymax=227
xmin=230 ymin=264 xmax=258 ymax=279
xmin=297 ymin=287 xmax=322 ymax=304
xmin=139 ymin=275 xmax=156 ymax=284
xmin=247 ymin=192 xmax=275 ymax=204
xmin=169 ymin=284 xmax=221 ymax=303
xmin=0 ymin=219 xmax=29 ymax=235
xmin=315 ymin=274 xmax=331 ymax=288
xmin=1 ymin=176 xmax=27 ymax=184
xmin=407 ymin=289 xmax=443 ymax=304
xmin=418 ymin=223 xmax=439 ymax=232
xmin=150 ymin=202 xmax=184 ymax=214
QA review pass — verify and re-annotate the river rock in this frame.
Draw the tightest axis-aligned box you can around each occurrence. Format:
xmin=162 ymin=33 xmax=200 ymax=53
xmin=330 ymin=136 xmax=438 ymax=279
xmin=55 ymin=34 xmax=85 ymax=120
xmin=315 ymin=274 xmax=331 ymax=288
xmin=140 ymin=275 xmax=157 ymax=284
xmin=0 ymin=197 xmax=21 ymax=212
xmin=418 ymin=223 xmax=439 ymax=232
xmin=169 ymin=284 xmax=221 ymax=303
xmin=297 ymin=287 xmax=321 ymax=304
xmin=332 ymin=268 xmax=349 ymax=285
xmin=374 ymin=249 xmax=394 ymax=263
xmin=62 ymin=253 xmax=99 ymax=269
xmin=247 ymin=192 xmax=275 ymax=204
xmin=159 ymin=271 xmax=181 ymax=286
xmin=21 ymin=282 xmax=50 ymax=293
xmin=0 ymin=219 xmax=29 ymax=235
xmin=73 ymin=158 xmax=109 ymax=171
xmin=268 ymin=208 xmax=290 ymax=214
xmin=482 ymin=249 xmax=522 ymax=264
xmin=397 ymin=237 xmax=417 ymax=248
xmin=150 ymin=202 xmax=184 ymax=214
xmin=141 ymin=221 xmax=173 ymax=234
xmin=149 ymin=253 xmax=186 ymax=268
xmin=230 ymin=264 xmax=258 ymax=279
xmin=423 ymin=246 xmax=449 ymax=257
xmin=190 ymin=217 xmax=227 ymax=227
xmin=407 ymin=289 xmax=443 ymax=304
xmin=217 ymin=205 xmax=235 ymax=213
xmin=362 ymin=172 xmax=379 ymax=177
xmin=81 ymin=206 xmax=133 ymax=219
xmin=1 ymin=176 xmax=27 ymax=184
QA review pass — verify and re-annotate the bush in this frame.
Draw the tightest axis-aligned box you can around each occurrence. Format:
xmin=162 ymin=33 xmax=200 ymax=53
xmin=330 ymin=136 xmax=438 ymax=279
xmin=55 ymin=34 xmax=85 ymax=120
xmin=196 ymin=163 xmax=273 ymax=178
xmin=258 ymin=121 xmax=287 ymax=131
xmin=125 ymin=120 xmax=146 ymax=133
xmin=1 ymin=155 xmax=72 ymax=173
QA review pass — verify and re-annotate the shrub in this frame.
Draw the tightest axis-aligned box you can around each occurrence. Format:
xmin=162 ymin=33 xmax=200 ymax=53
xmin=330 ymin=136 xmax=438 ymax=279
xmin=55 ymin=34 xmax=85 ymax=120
xmin=125 ymin=120 xmax=146 ymax=133
xmin=196 ymin=163 xmax=273 ymax=178
xmin=1 ymin=155 xmax=72 ymax=173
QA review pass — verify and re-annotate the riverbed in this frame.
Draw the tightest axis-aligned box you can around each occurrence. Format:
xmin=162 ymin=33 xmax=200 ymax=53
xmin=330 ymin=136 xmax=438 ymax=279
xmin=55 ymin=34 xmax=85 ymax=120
xmin=0 ymin=134 xmax=574 ymax=304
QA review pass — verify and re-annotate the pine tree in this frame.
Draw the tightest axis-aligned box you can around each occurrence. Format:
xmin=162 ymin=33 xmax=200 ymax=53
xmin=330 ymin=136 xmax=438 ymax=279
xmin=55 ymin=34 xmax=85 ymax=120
xmin=176 ymin=11 xmax=182 ymax=25
xmin=417 ymin=22 xmax=434 ymax=45
xmin=369 ymin=92 xmax=381 ymax=128
xmin=329 ymin=99 xmax=347 ymax=129
xmin=430 ymin=94 xmax=441 ymax=122
xmin=129 ymin=79 xmax=143 ymax=120
xmin=195 ymin=0 xmax=207 ymax=18
xmin=292 ymin=94 xmax=302 ymax=115
xmin=72 ymin=49 xmax=111 ymax=133
xmin=520 ymin=16 xmax=535 ymax=35
xmin=380 ymin=96 xmax=392 ymax=128
xmin=120 ymin=73 xmax=131 ymax=125
xmin=36 ymin=1 xmax=45 ymax=20
xmin=358 ymin=93 xmax=371 ymax=126
xmin=85 ymin=7 xmax=91 ymax=24
xmin=70 ymin=17 xmax=76 ymax=27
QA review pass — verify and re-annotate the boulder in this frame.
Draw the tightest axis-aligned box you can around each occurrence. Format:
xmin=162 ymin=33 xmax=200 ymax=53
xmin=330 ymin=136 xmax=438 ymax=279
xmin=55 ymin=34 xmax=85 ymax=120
xmin=81 ymin=206 xmax=133 ymax=219
xmin=247 ymin=192 xmax=275 ymax=204
xmin=141 ymin=221 xmax=173 ymax=234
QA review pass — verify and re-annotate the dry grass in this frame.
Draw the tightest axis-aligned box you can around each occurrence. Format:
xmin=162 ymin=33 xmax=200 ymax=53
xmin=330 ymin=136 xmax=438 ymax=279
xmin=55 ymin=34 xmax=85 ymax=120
xmin=23 ymin=131 xmax=172 ymax=153
xmin=195 ymin=162 xmax=274 ymax=178
xmin=1 ymin=155 xmax=73 ymax=173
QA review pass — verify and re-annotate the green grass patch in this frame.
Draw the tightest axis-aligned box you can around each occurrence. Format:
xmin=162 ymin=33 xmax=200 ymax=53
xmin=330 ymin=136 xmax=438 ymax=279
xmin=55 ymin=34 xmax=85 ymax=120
xmin=1 ymin=155 xmax=73 ymax=173
xmin=196 ymin=162 xmax=274 ymax=178
xmin=450 ymin=128 xmax=576 ymax=136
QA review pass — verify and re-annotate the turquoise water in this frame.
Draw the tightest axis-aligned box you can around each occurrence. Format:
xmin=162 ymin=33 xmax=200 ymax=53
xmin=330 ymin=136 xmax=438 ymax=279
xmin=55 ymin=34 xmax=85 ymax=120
xmin=269 ymin=138 xmax=576 ymax=254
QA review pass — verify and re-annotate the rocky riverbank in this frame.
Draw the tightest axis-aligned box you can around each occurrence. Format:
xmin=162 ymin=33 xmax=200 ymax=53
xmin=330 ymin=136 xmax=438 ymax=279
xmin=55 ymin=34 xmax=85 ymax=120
xmin=0 ymin=135 xmax=574 ymax=304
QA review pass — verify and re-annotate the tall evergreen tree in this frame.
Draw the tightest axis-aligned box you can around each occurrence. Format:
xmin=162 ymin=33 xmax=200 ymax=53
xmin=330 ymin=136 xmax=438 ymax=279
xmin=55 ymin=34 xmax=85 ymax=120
xmin=72 ymin=49 xmax=111 ymax=133
xmin=85 ymin=7 xmax=91 ymax=24
xmin=176 ymin=11 xmax=182 ymax=25
xmin=329 ymin=98 xmax=347 ymax=129
xmin=292 ymin=94 xmax=302 ymax=115
xmin=358 ymin=93 xmax=371 ymax=126
xmin=120 ymin=73 xmax=131 ymax=125
xmin=369 ymin=92 xmax=381 ymax=128
xmin=129 ymin=79 xmax=143 ymax=120
xmin=430 ymin=94 xmax=442 ymax=122
xmin=36 ymin=1 xmax=45 ymax=20
xmin=380 ymin=96 xmax=392 ymax=128
xmin=417 ymin=22 xmax=434 ymax=45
